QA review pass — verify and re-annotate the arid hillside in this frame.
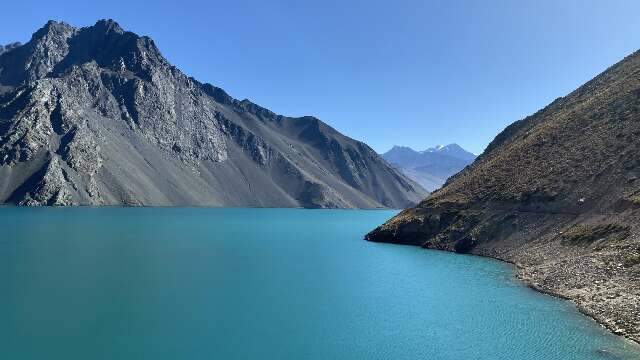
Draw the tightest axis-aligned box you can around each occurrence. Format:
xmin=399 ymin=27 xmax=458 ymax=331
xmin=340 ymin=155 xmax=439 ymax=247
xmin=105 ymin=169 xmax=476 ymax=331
xmin=367 ymin=49 xmax=640 ymax=343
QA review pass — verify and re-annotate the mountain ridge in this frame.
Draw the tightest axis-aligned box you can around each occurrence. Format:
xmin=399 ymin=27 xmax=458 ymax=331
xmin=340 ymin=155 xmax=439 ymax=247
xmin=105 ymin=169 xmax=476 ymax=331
xmin=381 ymin=144 xmax=476 ymax=191
xmin=0 ymin=19 xmax=427 ymax=208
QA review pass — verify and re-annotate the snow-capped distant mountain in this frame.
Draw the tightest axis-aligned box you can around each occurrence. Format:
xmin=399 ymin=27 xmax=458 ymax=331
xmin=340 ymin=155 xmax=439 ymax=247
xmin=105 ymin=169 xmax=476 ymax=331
xmin=381 ymin=144 xmax=476 ymax=191
xmin=422 ymin=144 xmax=477 ymax=162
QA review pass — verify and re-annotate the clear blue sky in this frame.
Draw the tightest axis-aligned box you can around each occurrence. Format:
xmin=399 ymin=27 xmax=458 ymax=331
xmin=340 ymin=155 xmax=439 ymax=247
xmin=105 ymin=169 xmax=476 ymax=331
xmin=3 ymin=1 xmax=640 ymax=154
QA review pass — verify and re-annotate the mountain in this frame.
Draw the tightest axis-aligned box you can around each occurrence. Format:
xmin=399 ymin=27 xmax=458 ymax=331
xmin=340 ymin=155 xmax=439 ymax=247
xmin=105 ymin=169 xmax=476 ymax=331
xmin=367 ymin=50 xmax=640 ymax=342
xmin=381 ymin=144 xmax=476 ymax=191
xmin=0 ymin=20 xmax=427 ymax=208
xmin=422 ymin=143 xmax=476 ymax=162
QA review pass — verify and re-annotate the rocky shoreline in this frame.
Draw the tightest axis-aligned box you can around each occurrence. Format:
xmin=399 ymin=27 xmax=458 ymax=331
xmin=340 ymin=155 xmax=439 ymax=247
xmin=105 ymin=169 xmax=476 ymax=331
xmin=365 ymin=207 xmax=640 ymax=346
xmin=515 ymin=257 xmax=640 ymax=345
xmin=499 ymin=254 xmax=638 ymax=346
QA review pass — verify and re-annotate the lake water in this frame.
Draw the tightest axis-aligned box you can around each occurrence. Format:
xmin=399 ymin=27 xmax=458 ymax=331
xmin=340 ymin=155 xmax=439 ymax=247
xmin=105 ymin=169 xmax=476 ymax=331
xmin=1 ymin=207 xmax=639 ymax=359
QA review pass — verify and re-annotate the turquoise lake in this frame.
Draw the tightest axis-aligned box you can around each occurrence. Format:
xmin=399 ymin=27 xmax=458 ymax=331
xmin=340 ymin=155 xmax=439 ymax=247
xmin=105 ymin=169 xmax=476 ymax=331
xmin=1 ymin=207 xmax=639 ymax=359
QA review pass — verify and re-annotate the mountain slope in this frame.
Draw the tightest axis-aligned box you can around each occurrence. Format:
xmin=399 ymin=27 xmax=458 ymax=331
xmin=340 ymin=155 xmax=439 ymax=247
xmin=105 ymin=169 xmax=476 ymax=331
xmin=0 ymin=20 xmax=426 ymax=208
xmin=367 ymin=50 xmax=640 ymax=342
xmin=382 ymin=144 xmax=476 ymax=191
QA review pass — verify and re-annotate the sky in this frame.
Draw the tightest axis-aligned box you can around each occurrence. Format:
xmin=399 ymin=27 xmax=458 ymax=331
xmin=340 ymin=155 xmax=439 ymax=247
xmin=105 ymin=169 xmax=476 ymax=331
xmin=2 ymin=1 xmax=640 ymax=154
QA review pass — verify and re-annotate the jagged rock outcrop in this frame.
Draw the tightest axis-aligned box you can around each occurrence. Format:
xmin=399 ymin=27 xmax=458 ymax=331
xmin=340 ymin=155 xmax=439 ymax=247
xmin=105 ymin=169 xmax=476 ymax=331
xmin=367 ymin=49 xmax=640 ymax=343
xmin=19 ymin=156 xmax=74 ymax=206
xmin=0 ymin=20 xmax=426 ymax=208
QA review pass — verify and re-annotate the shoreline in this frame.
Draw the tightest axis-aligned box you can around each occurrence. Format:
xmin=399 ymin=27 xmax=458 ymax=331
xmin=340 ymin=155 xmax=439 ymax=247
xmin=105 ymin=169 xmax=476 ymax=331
xmin=411 ymin=245 xmax=640 ymax=347
xmin=518 ymin=271 xmax=640 ymax=347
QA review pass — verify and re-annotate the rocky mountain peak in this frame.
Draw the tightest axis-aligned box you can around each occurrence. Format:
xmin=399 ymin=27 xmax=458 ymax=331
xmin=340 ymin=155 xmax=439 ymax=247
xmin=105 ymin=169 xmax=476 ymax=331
xmin=0 ymin=19 xmax=426 ymax=209
xmin=32 ymin=20 xmax=75 ymax=42
xmin=0 ymin=19 xmax=170 ymax=88
xmin=69 ymin=20 xmax=167 ymax=76
xmin=423 ymin=143 xmax=476 ymax=162
xmin=92 ymin=19 xmax=125 ymax=35
xmin=0 ymin=21 xmax=75 ymax=85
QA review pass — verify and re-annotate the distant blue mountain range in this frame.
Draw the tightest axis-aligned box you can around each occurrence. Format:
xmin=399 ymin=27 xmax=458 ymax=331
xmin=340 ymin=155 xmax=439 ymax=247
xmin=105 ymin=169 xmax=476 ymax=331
xmin=381 ymin=144 xmax=476 ymax=191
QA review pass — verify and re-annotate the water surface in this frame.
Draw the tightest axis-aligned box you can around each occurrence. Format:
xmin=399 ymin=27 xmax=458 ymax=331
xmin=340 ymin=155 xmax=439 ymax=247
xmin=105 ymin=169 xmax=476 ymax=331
xmin=1 ymin=207 xmax=638 ymax=359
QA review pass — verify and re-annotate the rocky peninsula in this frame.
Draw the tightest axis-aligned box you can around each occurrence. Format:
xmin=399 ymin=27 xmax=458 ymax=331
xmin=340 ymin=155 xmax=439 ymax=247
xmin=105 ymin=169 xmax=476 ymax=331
xmin=367 ymin=49 xmax=640 ymax=344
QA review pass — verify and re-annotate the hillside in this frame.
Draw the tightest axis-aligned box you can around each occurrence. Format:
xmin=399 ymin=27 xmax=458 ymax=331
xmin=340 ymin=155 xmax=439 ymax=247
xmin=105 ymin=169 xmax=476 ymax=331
xmin=367 ymin=50 xmax=640 ymax=342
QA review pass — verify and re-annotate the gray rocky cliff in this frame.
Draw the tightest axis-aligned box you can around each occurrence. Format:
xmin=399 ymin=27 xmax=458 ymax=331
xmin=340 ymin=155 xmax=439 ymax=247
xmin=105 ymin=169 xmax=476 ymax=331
xmin=0 ymin=20 xmax=426 ymax=208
